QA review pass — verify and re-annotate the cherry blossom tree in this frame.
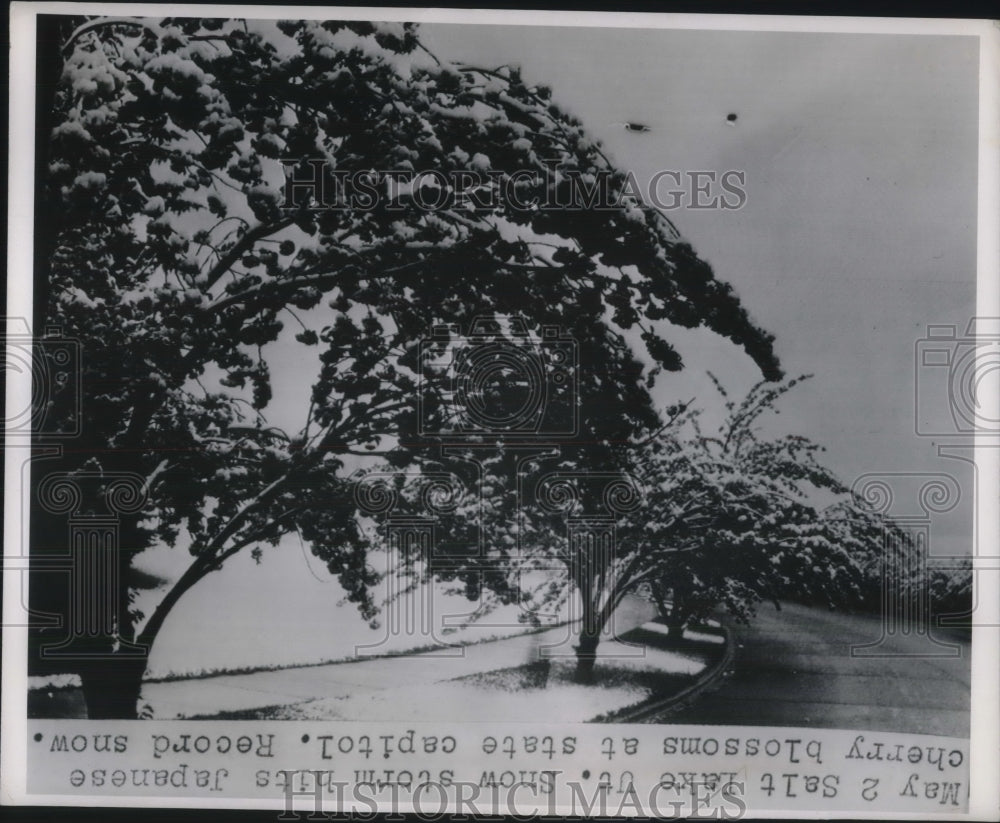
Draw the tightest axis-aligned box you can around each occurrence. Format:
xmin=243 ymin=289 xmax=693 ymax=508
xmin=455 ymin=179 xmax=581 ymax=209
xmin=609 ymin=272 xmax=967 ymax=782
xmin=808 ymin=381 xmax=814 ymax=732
xmin=631 ymin=377 xmax=879 ymax=651
xmin=365 ymin=377 xmax=896 ymax=683
xmin=30 ymin=15 xmax=782 ymax=716
xmin=523 ymin=376 xmax=884 ymax=681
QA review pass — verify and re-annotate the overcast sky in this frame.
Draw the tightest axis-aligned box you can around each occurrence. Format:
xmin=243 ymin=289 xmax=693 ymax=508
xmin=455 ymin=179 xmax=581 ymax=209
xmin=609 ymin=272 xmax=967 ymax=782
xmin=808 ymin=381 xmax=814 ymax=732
xmin=420 ymin=24 xmax=980 ymax=543
xmin=142 ymin=23 xmax=981 ymax=677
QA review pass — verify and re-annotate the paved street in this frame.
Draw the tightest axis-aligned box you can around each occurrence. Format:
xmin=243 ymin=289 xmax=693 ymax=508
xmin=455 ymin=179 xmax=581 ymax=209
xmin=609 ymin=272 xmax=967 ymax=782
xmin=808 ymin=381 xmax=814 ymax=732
xmin=661 ymin=602 xmax=971 ymax=736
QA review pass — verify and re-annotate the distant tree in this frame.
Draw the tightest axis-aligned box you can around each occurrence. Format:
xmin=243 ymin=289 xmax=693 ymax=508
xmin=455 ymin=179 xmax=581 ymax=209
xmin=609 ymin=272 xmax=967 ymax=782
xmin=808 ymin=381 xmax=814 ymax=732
xmin=31 ymin=16 xmax=782 ymax=717
xmin=632 ymin=378 xmax=886 ymax=645
xmin=926 ymin=556 xmax=973 ymax=630
xmin=506 ymin=376 xmax=887 ymax=681
xmin=851 ymin=518 xmax=973 ymax=635
xmin=368 ymin=377 xmax=893 ymax=683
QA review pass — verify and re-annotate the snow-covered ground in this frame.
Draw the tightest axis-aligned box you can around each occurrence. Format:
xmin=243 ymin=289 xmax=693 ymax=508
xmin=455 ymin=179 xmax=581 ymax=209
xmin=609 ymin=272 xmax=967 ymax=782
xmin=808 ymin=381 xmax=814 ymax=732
xmin=269 ymin=637 xmax=712 ymax=723
xmin=134 ymin=598 xmax=713 ymax=722
xmin=135 ymin=537 xmax=567 ymax=680
xmin=28 ymin=550 xmax=561 ymax=693
xmin=29 ymin=593 xmax=725 ymax=723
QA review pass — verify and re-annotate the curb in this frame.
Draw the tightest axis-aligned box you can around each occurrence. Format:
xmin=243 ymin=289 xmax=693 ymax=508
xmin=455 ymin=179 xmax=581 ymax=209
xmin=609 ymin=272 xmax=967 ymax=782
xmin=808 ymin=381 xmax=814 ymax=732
xmin=603 ymin=621 xmax=736 ymax=723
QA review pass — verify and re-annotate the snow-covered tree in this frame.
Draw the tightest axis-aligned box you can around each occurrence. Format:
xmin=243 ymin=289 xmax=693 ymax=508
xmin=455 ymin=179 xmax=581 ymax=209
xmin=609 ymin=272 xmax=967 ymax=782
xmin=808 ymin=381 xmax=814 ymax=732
xmin=31 ymin=16 xmax=782 ymax=717
xmin=367 ymin=376 xmax=893 ymax=683
xmin=632 ymin=377 xmax=880 ymax=646
xmin=521 ymin=376 xmax=884 ymax=681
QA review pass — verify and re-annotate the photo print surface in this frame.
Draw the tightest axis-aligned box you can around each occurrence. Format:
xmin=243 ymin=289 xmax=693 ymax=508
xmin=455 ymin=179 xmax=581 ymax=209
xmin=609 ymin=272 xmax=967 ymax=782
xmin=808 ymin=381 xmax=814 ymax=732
xmin=4 ymin=6 xmax=997 ymax=818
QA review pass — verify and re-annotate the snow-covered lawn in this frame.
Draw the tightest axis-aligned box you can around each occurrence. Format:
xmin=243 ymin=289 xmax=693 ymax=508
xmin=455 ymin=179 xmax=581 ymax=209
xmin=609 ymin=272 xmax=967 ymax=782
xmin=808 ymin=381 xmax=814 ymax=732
xmin=28 ymin=597 xmax=725 ymax=723
xmin=185 ymin=626 xmax=721 ymax=723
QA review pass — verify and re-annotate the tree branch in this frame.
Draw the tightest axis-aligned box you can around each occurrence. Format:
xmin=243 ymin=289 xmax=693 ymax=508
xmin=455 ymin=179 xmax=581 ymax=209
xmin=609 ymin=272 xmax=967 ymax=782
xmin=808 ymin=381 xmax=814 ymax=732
xmin=62 ymin=17 xmax=164 ymax=56
xmin=204 ymin=217 xmax=295 ymax=293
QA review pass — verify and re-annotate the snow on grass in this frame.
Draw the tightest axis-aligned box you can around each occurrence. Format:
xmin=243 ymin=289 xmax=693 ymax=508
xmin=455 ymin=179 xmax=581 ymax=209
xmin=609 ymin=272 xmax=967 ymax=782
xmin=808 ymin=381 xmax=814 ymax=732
xmin=684 ymin=628 xmax=727 ymax=645
xmin=135 ymin=537 xmax=570 ymax=681
xmin=266 ymin=673 xmax=653 ymax=723
xmin=642 ymin=622 xmax=727 ymax=645
xmin=28 ymin=674 xmax=82 ymax=690
xmin=32 ymin=616 xmax=722 ymax=721
xmin=187 ymin=624 xmax=718 ymax=723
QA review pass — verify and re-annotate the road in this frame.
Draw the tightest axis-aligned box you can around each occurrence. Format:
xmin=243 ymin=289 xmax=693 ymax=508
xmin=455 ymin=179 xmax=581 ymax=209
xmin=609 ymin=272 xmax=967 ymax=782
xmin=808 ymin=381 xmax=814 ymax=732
xmin=658 ymin=601 xmax=970 ymax=737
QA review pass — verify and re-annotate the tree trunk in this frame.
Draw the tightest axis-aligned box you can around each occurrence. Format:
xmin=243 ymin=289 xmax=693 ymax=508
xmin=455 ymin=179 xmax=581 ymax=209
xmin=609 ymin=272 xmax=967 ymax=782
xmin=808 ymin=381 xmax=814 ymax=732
xmin=653 ymin=593 xmax=672 ymax=624
xmin=76 ymin=551 xmax=210 ymax=718
xmin=653 ymin=582 xmax=687 ymax=644
xmin=569 ymin=552 xmax=639 ymax=684
xmin=574 ymin=626 xmax=601 ymax=684
xmin=78 ymin=654 xmax=148 ymax=719
xmin=667 ymin=620 xmax=687 ymax=642
xmin=72 ymin=535 xmax=236 ymax=718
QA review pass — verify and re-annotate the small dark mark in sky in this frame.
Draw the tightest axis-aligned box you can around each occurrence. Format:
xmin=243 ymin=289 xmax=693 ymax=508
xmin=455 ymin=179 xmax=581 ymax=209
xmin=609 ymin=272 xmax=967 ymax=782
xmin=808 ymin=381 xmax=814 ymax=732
xmin=623 ymin=122 xmax=651 ymax=132
xmin=726 ymin=113 xmax=738 ymax=124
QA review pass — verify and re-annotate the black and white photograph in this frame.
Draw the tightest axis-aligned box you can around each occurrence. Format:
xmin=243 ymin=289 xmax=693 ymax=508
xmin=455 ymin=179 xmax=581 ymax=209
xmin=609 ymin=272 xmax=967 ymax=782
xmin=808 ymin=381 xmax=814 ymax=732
xmin=3 ymin=4 xmax=998 ymax=817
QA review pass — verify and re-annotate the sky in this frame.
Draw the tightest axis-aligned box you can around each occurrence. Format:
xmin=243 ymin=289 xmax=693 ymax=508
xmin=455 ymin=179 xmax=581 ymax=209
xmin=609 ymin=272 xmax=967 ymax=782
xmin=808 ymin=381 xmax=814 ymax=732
xmin=419 ymin=25 xmax=980 ymax=473
xmin=419 ymin=24 xmax=981 ymax=548
xmin=136 ymin=22 xmax=983 ymax=678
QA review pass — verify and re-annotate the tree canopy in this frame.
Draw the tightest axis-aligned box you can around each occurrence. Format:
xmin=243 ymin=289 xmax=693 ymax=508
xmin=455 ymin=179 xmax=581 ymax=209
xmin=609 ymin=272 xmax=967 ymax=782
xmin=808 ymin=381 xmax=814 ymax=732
xmin=31 ymin=15 xmax=787 ymax=716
